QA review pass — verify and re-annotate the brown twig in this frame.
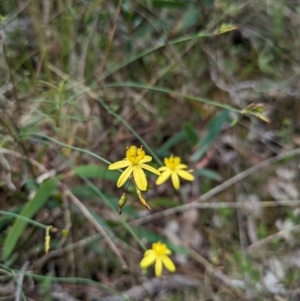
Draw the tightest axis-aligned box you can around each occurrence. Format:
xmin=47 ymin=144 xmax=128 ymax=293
xmin=101 ymin=275 xmax=202 ymax=301
xmin=97 ymin=0 xmax=123 ymax=79
xmin=64 ymin=189 xmax=128 ymax=270
xmin=247 ymin=224 xmax=300 ymax=253
xmin=130 ymin=148 xmax=300 ymax=225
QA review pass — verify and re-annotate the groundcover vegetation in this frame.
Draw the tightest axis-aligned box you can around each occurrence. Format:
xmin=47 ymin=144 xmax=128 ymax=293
xmin=1 ymin=1 xmax=300 ymax=300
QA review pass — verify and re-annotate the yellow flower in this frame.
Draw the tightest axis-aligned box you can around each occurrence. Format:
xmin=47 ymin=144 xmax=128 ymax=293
xmin=140 ymin=241 xmax=176 ymax=277
xmin=108 ymin=145 xmax=160 ymax=191
xmin=156 ymin=155 xmax=194 ymax=189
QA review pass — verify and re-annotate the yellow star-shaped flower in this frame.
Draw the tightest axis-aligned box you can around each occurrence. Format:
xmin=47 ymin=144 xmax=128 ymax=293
xmin=156 ymin=155 xmax=194 ymax=190
xmin=108 ymin=145 xmax=160 ymax=191
xmin=140 ymin=241 xmax=176 ymax=277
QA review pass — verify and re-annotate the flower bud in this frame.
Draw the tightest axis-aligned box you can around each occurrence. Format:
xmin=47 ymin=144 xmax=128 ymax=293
xmin=118 ymin=193 xmax=127 ymax=214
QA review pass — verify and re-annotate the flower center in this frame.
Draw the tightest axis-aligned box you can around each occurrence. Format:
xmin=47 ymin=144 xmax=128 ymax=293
xmin=164 ymin=155 xmax=180 ymax=170
xmin=126 ymin=146 xmax=145 ymax=164
xmin=153 ymin=242 xmax=167 ymax=256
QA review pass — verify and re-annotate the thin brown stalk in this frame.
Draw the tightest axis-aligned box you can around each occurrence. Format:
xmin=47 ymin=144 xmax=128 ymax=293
xmin=97 ymin=0 xmax=123 ymax=79
xmin=130 ymin=148 xmax=300 ymax=225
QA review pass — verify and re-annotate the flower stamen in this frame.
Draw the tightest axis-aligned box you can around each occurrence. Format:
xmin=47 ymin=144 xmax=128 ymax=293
xmin=164 ymin=155 xmax=181 ymax=170
xmin=126 ymin=146 xmax=145 ymax=164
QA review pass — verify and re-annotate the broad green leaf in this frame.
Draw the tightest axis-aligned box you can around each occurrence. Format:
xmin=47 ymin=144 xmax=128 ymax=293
xmin=156 ymin=131 xmax=186 ymax=157
xmin=171 ymin=8 xmax=200 ymax=35
xmin=3 ymin=179 xmax=57 ymax=260
xmin=191 ymin=110 xmax=229 ymax=162
xmin=183 ymin=124 xmax=198 ymax=144
xmin=204 ymin=0 xmax=215 ymax=6
xmin=151 ymin=1 xmax=187 ymax=8
xmin=40 ymin=274 xmax=52 ymax=301
xmin=73 ymin=164 xmax=119 ymax=182
xmin=195 ymin=168 xmax=222 ymax=181
xmin=133 ymin=227 xmax=162 ymax=242
xmin=71 ymin=185 xmax=101 ymax=199
xmin=150 ymin=198 xmax=178 ymax=208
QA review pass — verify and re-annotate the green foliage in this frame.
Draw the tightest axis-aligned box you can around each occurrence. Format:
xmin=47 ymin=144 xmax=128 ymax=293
xmin=191 ymin=110 xmax=230 ymax=162
xmin=0 ymin=0 xmax=298 ymax=299
xmin=3 ymin=179 xmax=57 ymax=261
xmin=73 ymin=164 xmax=119 ymax=182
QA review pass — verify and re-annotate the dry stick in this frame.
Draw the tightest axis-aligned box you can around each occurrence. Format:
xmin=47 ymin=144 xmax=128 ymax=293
xmin=247 ymin=224 xmax=300 ymax=253
xmin=62 ymin=190 xmax=128 ymax=269
xmin=0 ymin=148 xmax=48 ymax=172
xmin=30 ymin=199 xmax=300 ymax=269
xmin=51 ymin=291 xmax=80 ymax=301
xmin=14 ymin=261 xmax=29 ymax=301
xmin=0 ymin=148 xmax=128 ymax=270
xmin=77 ymin=11 xmax=99 ymax=80
xmin=31 ymin=229 xmax=141 ymax=270
xmin=188 ymin=248 xmax=245 ymax=290
xmin=130 ymin=148 xmax=300 ymax=226
xmin=97 ymin=0 xmax=123 ymax=79
xmin=31 ymin=233 xmax=101 ymax=269
xmin=101 ymin=275 xmax=201 ymax=301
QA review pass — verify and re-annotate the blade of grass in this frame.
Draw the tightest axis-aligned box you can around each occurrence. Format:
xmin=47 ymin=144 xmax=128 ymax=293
xmin=3 ymin=179 xmax=57 ymax=260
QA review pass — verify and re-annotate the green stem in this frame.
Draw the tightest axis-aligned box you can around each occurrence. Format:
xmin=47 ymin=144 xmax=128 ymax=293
xmin=100 ymin=82 xmax=241 ymax=113
xmin=0 ymin=210 xmax=47 ymax=229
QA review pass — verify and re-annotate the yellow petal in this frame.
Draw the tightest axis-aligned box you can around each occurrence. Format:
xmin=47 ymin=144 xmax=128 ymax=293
xmin=165 ymin=248 xmax=172 ymax=255
xmin=108 ymin=160 xmax=130 ymax=170
xmin=140 ymin=163 xmax=161 ymax=176
xmin=171 ymin=172 xmax=180 ymax=189
xmin=140 ymin=253 xmax=156 ymax=269
xmin=117 ymin=166 xmax=133 ymax=187
xmin=144 ymin=249 xmax=155 ymax=256
xmin=176 ymin=169 xmax=194 ymax=181
xmin=177 ymin=164 xmax=188 ymax=169
xmin=158 ymin=166 xmax=168 ymax=172
xmin=156 ymin=170 xmax=171 ymax=185
xmin=133 ymin=166 xmax=147 ymax=191
xmin=140 ymin=156 xmax=152 ymax=164
xmin=155 ymin=257 xmax=163 ymax=277
xmin=162 ymin=256 xmax=176 ymax=272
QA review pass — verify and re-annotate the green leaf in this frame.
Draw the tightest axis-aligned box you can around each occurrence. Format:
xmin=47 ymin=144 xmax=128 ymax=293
xmin=3 ymin=179 xmax=57 ymax=260
xmin=172 ymin=8 xmax=201 ymax=35
xmin=151 ymin=1 xmax=187 ymax=8
xmin=157 ymin=130 xmax=186 ymax=157
xmin=183 ymin=124 xmax=198 ymax=144
xmin=73 ymin=164 xmax=119 ymax=182
xmin=71 ymin=185 xmax=101 ymax=199
xmin=150 ymin=198 xmax=178 ymax=208
xmin=191 ymin=110 xmax=229 ymax=162
xmin=195 ymin=168 xmax=222 ymax=181
xmin=40 ymin=274 xmax=52 ymax=301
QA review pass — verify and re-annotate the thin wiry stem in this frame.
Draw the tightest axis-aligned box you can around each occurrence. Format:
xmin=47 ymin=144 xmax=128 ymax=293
xmin=130 ymin=148 xmax=300 ymax=225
